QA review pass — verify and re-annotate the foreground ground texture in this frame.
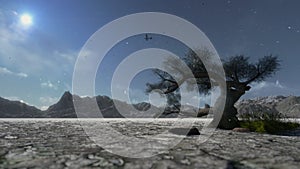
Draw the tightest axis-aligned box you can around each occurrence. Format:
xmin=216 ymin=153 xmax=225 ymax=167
xmin=0 ymin=119 xmax=299 ymax=169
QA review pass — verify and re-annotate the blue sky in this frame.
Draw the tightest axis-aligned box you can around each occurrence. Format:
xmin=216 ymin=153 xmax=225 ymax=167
xmin=0 ymin=0 xmax=300 ymax=109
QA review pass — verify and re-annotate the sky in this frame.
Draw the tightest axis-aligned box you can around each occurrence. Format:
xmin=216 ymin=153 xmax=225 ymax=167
xmin=0 ymin=0 xmax=300 ymax=109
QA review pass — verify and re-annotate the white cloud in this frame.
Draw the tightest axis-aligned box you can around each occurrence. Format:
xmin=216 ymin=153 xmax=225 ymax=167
xmin=41 ymin=81 xmax=58 ymax=90
xmin=182 ymin=87 xmax=220 ymax=108
xmin=148 ymin=92 xmax=167 ymax=107
xmin=0 ymin=66 xmax=28 ymax=77
xmin=54 ymin=50 xmax=76 ymax=64
xmin=110 ymin=84 xmax=147 ymax=104
xmin=250 ymin=80 xmax=285 ymax=91
xmin=3 ymin=96 xmax=33 ymax=106
xmin=111 ymin=82 xmax=221 ymax=108
xmin=275 ymin=80 xmax=284 ymax=89
xmin=3 ymin=96 xmax=21 ymax=101
xmin=39 ymin=96 xmax=58 ymax=110
xmin=17 ymin=72 xmax=28 ymax=77
xmin=242 ymin=80 xmax=298 ymax=98
xmin=39 ymin=96 xmax=58 ymax=104
xmin=40 ymin=106 xmax=49 ymax=111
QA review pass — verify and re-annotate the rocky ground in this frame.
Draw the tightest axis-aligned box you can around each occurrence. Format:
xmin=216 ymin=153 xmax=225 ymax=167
xmin=0 ymin=119 xmax=299 ymax=169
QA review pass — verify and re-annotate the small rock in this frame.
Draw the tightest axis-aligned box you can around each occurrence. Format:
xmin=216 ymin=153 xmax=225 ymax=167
xmin=87 ymin=154 xmax=95 ymax=159
xmin=4 ymin=135 xmax=18 ymax=139
xmin=109 ymin=158 xmax=124 ymax=166
xmin=92 ymin=159 xmax=112 ymax=167
xmin=232 ymin=128 xmax=250 ymax=132
xmin=64 ymin=161 xmax=72 ymax=167
xmin=187 ymin=127 xmax=201 ymax=136
xmin=180 ymin=159 xmax=191 ymax=165
xmin=163 ymin=155 xmax=174 ymax=160
xmin=89 ymin=154 xmax=105 ymax=160
xmin=0 ymin=133 xmax=6 ymax=138
xmin=169 ymin=127 xmax=200 ymax=136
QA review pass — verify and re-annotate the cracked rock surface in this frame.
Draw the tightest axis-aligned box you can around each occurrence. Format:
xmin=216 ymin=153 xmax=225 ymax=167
xmin=0 ymin=119 xmax=299 ymax=169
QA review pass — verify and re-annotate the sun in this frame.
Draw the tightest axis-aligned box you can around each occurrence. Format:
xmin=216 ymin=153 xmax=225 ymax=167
xmin=20 ymin=14 xmax=33 ymax=26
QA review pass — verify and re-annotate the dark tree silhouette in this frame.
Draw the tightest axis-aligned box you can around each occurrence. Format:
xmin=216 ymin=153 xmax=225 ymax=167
xmin=146 ymin=49 xmax=280 ymax=129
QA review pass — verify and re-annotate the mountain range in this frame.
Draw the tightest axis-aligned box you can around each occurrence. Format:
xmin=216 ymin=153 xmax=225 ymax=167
xmin=0 ymin=97 xmax=41 ymax=117
xmin=0 ymin=91 xmax=165 ymax=118
xmin=236 ymin=95 xmax=300 ymax=118
xmin=0 ymin=92 xmax=299 ymax=118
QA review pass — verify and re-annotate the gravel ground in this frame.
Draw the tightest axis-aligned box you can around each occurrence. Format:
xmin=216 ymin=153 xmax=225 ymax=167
xmin=0 ymin=119 xmax=299 ymax=169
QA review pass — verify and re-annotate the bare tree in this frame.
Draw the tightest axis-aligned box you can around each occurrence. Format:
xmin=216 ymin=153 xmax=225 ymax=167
xmin=146 ymin=49 xmax=280 ymax=129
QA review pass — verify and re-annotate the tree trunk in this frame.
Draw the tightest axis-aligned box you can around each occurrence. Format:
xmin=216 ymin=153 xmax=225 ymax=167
xmin=209 ymin=87 xmax=244 ymax=130
xmin=217 ymin=89 xmax=244 ymax=129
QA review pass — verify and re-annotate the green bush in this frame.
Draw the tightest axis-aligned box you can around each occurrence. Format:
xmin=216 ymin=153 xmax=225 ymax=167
xmin=240 ymin=111 xmax=283 ymax=121
xmin=239 ymin=111 xmax=300 ymax=134
xmin=240 ymin=120 xmax=300 ymax=134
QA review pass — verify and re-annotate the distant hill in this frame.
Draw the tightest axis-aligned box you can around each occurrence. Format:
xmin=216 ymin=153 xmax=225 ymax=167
xmin=236 ymin=96 xmax=300 ymax=118
xmin=0 ymin=97 xmax=43 ymax=118
xmin=1 ymin=92 xmax=299 ymax=118
xmin=43 ymin=92 xmax=201 ymax=118
xmin=44 ymin=91 xmax=161 ymax=118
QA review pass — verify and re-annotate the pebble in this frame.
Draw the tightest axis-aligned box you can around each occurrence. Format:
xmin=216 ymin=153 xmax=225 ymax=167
xmin=4 ymin=135 xmax=18 ymax=139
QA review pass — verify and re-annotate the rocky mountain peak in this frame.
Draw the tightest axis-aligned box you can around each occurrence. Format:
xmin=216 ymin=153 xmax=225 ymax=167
xmin=61 ymin=91 xmax=72 ymax=99
xmin=46 ymin=91 xmax=74 ymax=112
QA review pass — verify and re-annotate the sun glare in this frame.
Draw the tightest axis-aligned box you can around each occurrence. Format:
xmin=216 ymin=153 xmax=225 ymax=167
xmin=20 ymin=14 xmax=33 ymax=26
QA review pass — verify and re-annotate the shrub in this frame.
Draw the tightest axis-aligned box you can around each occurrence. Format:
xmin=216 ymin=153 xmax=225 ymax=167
xmin=240 ymin=111 xmax=283 ymax=121
xmin=239 ymin=111 xmax=300 ymax=134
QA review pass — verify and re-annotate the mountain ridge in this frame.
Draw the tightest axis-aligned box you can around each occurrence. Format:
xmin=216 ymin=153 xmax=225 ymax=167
xmin=236 ymin=95 xmax=300 ymax=118
xmin=1 ymin=92 xmax=300 ymax=118
xmin=0 ymin=97 xmax=42 ymax=117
